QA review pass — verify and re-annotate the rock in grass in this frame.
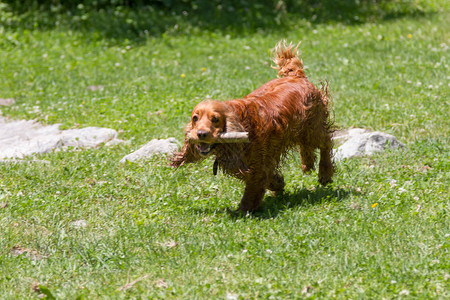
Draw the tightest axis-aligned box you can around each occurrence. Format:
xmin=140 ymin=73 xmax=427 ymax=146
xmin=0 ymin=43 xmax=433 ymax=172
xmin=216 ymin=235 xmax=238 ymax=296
xmin=332 ymin=128 xmax=370 ymax=146
xmin=120 ymin=138 xmax=179 ymax=163
xmin=60 ymin=127 xmax=120 ymax=148
xmin=70 ymin=220 xmax=88 ymax=229
xmin=333 ymin=131 xmax=404 ymax=160
xmin=0 ymin=98 xmax=15 ymax=106
xmin=0 ymin=117 xmax=123 ymax=159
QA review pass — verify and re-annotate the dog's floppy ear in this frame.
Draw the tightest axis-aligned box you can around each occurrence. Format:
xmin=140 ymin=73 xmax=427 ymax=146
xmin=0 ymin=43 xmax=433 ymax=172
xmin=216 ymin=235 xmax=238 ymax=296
xmin=170 ymin=142 xmax=201 ymax=167
xmin=224 ymin=108 xmax=245 ymax=133
xmin=169 ymin=122 xmax=203 ymax=167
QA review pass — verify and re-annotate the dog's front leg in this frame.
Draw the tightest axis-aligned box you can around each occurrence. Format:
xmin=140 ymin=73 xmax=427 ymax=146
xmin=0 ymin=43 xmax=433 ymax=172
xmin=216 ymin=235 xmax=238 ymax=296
xmin=237 ymin=176 xmax=267 ymax=212
xmin=268 ymin=172 xmax=285 ymax=195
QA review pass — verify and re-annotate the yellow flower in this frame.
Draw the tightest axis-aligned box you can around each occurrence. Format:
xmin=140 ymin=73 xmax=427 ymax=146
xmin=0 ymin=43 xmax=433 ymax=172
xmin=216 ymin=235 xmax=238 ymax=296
xmin=201 ymin=67 xmax=206 ymax=72
xmin=371 ymin=203 xmax=378 ymax=208
xmin=407 ymin=34 xmax=412 ymax=39
xmin=180 ymin=74 xmax=185 ymax=78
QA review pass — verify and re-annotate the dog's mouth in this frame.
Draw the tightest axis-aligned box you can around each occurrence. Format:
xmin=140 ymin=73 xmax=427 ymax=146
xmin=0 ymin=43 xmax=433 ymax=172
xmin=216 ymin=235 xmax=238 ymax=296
xmin=196 ymin=143 xmax=217 ymax=156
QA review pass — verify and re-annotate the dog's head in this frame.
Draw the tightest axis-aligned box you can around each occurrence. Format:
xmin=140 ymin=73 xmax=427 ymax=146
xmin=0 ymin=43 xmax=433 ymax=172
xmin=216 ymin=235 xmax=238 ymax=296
xmin=186 ymin=100 xmax=242 ymax=156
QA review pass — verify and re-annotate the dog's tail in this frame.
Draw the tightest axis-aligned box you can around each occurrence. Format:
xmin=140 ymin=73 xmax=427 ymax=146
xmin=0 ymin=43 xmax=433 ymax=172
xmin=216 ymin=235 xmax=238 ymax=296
xmin=272 ymin=40 xmax=305 ymax=78
xmin=320 ymin=80 xmax=336 ymax=135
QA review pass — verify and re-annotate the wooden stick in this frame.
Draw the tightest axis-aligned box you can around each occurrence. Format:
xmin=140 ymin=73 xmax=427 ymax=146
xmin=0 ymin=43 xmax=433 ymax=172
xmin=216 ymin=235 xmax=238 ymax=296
xmin=187 ymin=132 xmax=249 ymax=144
xmin=217 ymin=132 xmax=249 ymax=143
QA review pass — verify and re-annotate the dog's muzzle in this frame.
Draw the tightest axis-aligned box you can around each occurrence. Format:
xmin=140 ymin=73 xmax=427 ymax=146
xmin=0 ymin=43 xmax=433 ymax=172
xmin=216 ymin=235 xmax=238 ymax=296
xmin=196 ymin=143 xmax=216 ymax=156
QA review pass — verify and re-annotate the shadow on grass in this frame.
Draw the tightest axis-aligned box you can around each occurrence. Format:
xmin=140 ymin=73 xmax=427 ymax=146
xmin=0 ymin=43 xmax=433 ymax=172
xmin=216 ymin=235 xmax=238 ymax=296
xmin=192 ymin=185 xmax=351 ymax=219
xmin=250 ymin=186 xmax=351 ymax=219
xmin=1 ymin=1 xmax=435 ymax=43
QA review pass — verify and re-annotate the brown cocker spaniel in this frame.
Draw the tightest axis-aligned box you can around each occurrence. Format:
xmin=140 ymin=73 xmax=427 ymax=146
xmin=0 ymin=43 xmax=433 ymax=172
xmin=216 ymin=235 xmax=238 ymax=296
xmin=171 ymin=41 xmax=334 ymax=212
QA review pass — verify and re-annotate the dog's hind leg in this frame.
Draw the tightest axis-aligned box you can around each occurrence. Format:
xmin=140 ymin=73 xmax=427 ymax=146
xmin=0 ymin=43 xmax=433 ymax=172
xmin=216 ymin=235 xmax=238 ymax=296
xmin=268 ymin=172 xmax=285 ymax=195
xmin=318 ymin=136 xmax=334 ymax=185
xmin=299 ymin=145 xmax=316 ymax=173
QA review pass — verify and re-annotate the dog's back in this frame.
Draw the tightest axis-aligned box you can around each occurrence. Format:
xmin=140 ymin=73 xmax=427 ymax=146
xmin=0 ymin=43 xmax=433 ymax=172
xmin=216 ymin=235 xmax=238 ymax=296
xmin=227 ymin=41 xmax=327 ymax=140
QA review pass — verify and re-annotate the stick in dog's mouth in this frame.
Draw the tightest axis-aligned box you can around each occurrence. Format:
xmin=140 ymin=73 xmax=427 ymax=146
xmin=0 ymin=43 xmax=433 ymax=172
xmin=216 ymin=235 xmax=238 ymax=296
xmin=187 ymin=132 xmax=249 ymax=144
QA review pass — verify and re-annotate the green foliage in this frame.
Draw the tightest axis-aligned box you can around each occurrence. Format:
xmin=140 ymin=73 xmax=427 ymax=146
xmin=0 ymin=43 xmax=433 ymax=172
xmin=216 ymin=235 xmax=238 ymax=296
xmin=0 ymin=0 xmax=448 ymax=39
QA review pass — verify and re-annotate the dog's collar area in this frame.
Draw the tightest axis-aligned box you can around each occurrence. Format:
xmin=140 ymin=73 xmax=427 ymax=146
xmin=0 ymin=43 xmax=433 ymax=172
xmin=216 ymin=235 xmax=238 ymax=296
xmin=213 ymin=158 xmax=218 ymax=175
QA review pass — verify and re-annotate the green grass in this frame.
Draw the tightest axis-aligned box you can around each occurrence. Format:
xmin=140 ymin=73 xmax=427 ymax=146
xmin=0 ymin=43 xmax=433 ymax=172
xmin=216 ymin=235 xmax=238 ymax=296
xmin=0 ymin=2 xmax=449 ymax=299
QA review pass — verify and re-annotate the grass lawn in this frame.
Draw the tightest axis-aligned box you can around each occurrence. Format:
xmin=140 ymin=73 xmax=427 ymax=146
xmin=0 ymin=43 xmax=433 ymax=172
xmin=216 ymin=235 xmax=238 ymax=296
xmin=0 ymin=1 xmax=449 ymax=298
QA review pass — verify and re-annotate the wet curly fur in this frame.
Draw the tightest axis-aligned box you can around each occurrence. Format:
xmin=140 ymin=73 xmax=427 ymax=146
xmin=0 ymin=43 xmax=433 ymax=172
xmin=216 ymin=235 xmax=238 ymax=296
xmin=171 ymin=41 xmax=334 ymax=212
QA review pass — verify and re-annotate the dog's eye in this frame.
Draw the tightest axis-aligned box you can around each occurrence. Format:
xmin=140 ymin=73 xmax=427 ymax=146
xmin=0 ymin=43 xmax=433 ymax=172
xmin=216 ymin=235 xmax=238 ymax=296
xmin=192 ymin=115 xmax=198 ymax=122
xmin=212 ymin=116 xmax=219 ymax=123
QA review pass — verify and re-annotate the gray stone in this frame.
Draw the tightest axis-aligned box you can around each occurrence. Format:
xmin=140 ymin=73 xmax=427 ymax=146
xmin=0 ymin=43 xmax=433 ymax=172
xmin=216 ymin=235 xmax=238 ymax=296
xmin=60 ymin=127 xmax=119 ymax=148
xmin=0 ymin=117 xmax=123 ymax=159
xmin=334 ymin=131 xmax=404 ymax=160
xmin=332 ymin=128 xmax=369 ymax=146
xmin=70 ymin=220 xmax=88 ymax=229
xmin=87 ymin=85 xmax=104 ymax=91
xmin=120 ymin=138 xmax=179 ymax=163
xmin=0 ymin=98 xmax=15 ymax=106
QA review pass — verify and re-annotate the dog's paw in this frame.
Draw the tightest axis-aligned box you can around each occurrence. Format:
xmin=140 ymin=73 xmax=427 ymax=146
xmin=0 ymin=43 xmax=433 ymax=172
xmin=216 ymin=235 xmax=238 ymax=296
xmin=318 ymin=176 xmax=333 ymax=186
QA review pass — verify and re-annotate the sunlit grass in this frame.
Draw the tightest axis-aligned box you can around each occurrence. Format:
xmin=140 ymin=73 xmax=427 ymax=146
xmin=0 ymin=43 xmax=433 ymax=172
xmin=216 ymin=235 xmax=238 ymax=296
xmin=0 ymin=4 xmax=448 ymax=299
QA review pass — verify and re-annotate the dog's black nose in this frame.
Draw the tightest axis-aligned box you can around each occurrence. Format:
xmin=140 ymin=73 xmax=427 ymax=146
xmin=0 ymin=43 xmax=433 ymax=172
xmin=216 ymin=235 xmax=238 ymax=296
xmin=197 ymin=130 xmax=209 ymax=140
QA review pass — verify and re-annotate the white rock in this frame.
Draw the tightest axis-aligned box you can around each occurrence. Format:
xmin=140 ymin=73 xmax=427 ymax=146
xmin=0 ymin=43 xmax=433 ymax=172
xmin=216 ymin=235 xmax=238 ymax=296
xmin=225 ymin=293 xmax=239 ymax=300
xmin=71 ymin=220 xmax=88 ymax=229
xmin=332 ymin=128 xmax=369 ymax=146
xmin=60 ymin=127 xmax=119 ymax=148
xmin=0 ymin=98 xmax=15 ymax=106
xmin=120 ymin=138 xmax=179 ymax=163
xmin=334 ymin=131 xmax=404 ymax=160
xmin=0 ymin=117 xmax=123 ymax=159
